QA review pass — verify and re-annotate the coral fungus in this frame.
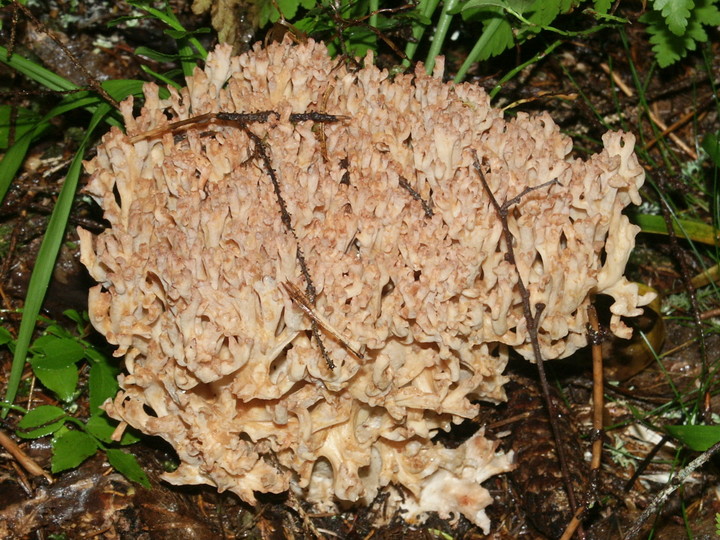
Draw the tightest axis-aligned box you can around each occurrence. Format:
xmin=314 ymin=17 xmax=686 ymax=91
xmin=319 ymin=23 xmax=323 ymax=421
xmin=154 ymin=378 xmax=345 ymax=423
xmin=79 ymin=39 xmax=652 ymax=532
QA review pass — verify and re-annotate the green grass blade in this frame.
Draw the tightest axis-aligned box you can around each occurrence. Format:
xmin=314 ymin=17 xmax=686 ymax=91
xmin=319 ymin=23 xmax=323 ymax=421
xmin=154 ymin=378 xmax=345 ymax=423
xmin=424 ymin=0 xmax=460 ymax=74
xmin=0 ymin=46 xmax=78 ymax=92
xmin=0 ymin=79 xmax=145 ymax=206
xmin=634 ymin=213 xmax=720 ymax=246
xmin=1 ymin=103 xmax=113 ymax=417
xmin=404 ymin=0 xmax=441 ymax=64
xmin=140 ymin=65 xmax=183 ymax=90
xmin=489 ymin=39 xmax=562 ymax=99
xmin=454 ymin=16 xmax=504 ymax=82
xmin=0 ymin=129 xmax=38 ymax=204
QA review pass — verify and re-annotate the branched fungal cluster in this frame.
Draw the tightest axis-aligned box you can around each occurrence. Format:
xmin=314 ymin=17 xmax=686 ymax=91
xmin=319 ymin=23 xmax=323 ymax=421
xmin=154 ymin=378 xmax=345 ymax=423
xmin=79 ymin=39 xmax=653 ymax=531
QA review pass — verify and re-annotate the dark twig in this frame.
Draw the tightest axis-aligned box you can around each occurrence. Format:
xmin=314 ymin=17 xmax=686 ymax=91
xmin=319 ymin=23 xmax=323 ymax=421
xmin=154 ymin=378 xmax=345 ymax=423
xmin=130 ymin=111 xmax=348 ymax=143
xmin=11 ymin=1 xmax=120 ymax=109
xmin=622 ymin=434 xmax=671 ymax=494
xmin=242 ymin=126 xmax=335 ymax=370
xmin=398 ymin=176 xmax=433 ymax=218
xmin=319 ymin=1 xmax=415 ymax=62
xmin=7 ymin=0 xmax=19 ymax=58
xmin=473 ymin=153 xmax=583 ymax=536
xmin=129 ymin=110 xmax=348 ymax=370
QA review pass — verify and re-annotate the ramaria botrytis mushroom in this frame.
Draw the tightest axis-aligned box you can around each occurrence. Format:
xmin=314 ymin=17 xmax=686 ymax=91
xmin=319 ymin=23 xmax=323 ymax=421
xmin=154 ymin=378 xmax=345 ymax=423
xmin=79 ymin=39 xmax=653 ymax=532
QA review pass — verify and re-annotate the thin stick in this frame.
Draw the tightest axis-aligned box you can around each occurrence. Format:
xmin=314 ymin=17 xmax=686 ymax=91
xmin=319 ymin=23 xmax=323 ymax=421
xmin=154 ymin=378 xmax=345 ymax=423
xmin=0 ymin=428 xmax=52 ymax=482
xmin=473 ymin=154 xmax=583 ymax=536
xmin=587 ymin=304 xmax=604 ymax=495
xmin=398 ymin=176 xmax=433 ymax=218
xmin=644 ymin=95 xmax=713 ymax=153
xmin=559 ymin=506 xmax=587 ymax=540
xmin=129 ymin=111 xmax=349 ymax=143
xmin=12 ymin=1 xmax=120 ymax=110
xmin=242 ymin=126 xmax=334 ymax=370
xmin=282 ymin=281 xmax=364 ymax=360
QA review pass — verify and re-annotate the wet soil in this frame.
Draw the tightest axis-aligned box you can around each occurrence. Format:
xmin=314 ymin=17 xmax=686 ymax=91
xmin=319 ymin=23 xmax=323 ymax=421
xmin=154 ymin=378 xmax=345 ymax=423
xmin=1 ymin=2 xmax=719 ymax=539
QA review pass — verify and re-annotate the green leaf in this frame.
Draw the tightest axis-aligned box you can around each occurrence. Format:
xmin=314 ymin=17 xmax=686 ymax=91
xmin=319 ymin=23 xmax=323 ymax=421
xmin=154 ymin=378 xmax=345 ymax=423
xmin=652 ymin=0 xmax=694 ymax=36
xmin=31 ymin=336 xmax=85 ymax=368
xmin=85 ymin=414 xmax=118 ymax=444
xmin=140 ymin=64 xmax=183 ymax=90
xmin=101 ymin=79 xmax=147 ymax=102
xmin=62 ymin=309 xmax=87 ymax=335
xmin=107 ymin=448 xmax=151 ymax=488
xmin=89 ymin=361 xmax=119 ymax=413
xmin=51 ymin=430 xmax=98 ymax=472
xmin=467 ymin=14 xmax=514 ymax=59
xmin=593 ymin=0 xmax=612 ymax=12
xmin=118 ymin=426 xmax=142 ymax=446
xmin=257 ymin=0 xmax=304 ymax=26
xmin=16 ymin=405 xmax=66 ymax=438
xmin=0 ymin=326 xmax=13 ymax=347
xmin=633 ymin=213 xmax=720 ymax=245
xmin=84 ymin=346 xmax=109 ymax=364
xmin=135 ymin=46 xmax=181 ymax=63
xmin=460 ymin=0 xmax=509 ymax=10
xmin=666 ymin=424 xmax=720 ymax=451
xmin=640 ymin=0 xmax=720 ymax=67
xmin=30 ymin=363 xmax=79 ymax=403
xmin=164 ymin=27 xmax=211 ymax=41
xmin=85 ymin=413 xmax=141 ymax=445
xmin=702 ymin=132 xmax=720 ymax=167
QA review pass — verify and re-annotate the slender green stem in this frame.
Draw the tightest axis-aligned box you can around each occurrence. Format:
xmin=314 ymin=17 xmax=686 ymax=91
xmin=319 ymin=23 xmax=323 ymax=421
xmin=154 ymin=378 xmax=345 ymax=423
xmin=0 ymin=402 xmax=28 ymax=414
xmin=424 ymin=0 xmax=459 ymax=74
xmin=453 ymin=16 xmax=503 ymax=82
xmin=404 ymin=0 xmax=441 ymax=65
xmin=489 ymin=39 xmax=562 ymax=99
xmin=368 ymin=0 xmax=379 ymax=32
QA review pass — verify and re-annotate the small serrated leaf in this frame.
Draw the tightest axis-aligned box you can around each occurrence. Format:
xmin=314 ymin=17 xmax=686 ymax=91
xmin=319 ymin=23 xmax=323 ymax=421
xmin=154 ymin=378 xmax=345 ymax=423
xmin=51 ymin=430 xmax=98 ymax=472
xmin=652 ymin=0 xmax=694 ymax=36
xmin=16 ymin=405 xmax=66 ymax=438
xmin=107 ymin=448 xmax=151 ymax=488
xmin=30 ymin=364 xmax=79 ymax=403
xmin=642 ymin=0 xmax=720 ymax=67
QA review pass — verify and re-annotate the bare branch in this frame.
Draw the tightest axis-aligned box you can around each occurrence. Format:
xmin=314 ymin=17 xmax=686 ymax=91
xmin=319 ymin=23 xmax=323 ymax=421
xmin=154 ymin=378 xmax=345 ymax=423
xmin=473 ymin=152 xmax=583 ymax=536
